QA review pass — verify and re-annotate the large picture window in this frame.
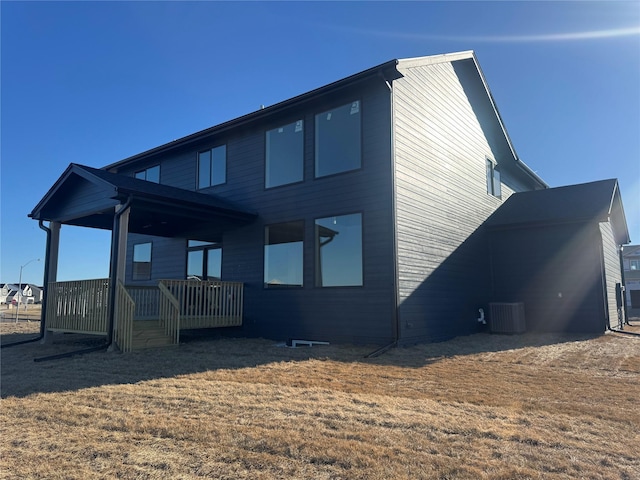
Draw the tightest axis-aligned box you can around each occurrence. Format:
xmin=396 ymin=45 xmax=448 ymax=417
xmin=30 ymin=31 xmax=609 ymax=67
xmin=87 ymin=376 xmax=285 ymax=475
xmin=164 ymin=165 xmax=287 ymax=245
xmin=187 ymin=240 xmax=222 ymax=280
xmin=315 ymin=213 xmax=363 ymax=287
xmin=264 ymin=221 xmax=304 ymax=287
xmin=132 ymin=242 xmax=152 ymax=281
xmin=266 ymin=120 xmax=304 ymax=188
xmin=198 ymin=145 xmax=226 ymax=189
xmin=315 ymin=101 xmax=361 ymax=178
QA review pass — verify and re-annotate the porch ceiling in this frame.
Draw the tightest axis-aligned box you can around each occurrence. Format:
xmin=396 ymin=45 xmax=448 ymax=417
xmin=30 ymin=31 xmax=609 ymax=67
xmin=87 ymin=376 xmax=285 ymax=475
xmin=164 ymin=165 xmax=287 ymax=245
xmin=29 ymin=164 xmax=256 ymax=241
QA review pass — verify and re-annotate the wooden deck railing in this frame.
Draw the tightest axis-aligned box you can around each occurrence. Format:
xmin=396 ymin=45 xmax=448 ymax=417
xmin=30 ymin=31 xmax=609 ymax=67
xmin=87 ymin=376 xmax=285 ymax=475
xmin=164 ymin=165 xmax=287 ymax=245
xmin=115 ymin=282 xmax=135 ymax=352
xmin=159 ymin=279 xmax=244 ymax=329
xmin=45 ymin=278 xmax=244 ymax=350
xmin=46 ymin=278 xmax=110 ymax=334
xmin=158 ymin=282 xmax=180 ymax=344
xmin=126 ymin=286 xmax=161 ymax=320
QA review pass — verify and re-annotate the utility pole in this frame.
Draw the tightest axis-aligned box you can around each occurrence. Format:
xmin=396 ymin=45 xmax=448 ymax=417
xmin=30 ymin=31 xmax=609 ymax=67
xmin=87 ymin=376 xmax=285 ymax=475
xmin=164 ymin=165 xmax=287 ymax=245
xmin=15 ymin=258 xmax=40 ymax=322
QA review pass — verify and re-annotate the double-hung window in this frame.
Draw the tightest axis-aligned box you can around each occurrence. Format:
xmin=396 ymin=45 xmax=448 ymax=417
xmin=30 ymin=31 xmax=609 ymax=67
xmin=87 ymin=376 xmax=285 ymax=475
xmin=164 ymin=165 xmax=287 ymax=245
xmin=315 ymin=101 xmax=361 ymax=178
xmin=266 ymin=120 xmax=304 ymax=188
xmin=198 ymin=145 xmax=226 ymax=189
xmin=486 ymin=158 xmax=501 ymax=198
xmin=134 ymin=165 xmax=160 ymax=183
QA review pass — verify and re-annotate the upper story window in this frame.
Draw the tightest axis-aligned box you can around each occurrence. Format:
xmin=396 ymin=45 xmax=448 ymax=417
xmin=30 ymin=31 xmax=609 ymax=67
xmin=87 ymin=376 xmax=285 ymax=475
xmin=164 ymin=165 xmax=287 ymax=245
xmin=315 ymin=101 xmax=361 ymax=178
xmin=631 ymin=260 xmax=639 ymax=271
xmin=264 ymin=221 xmax=304 ymax=287
xmin=486 ymin=158 xmax=501 ymax=198
xmin=315 ymin=213 xmax=363 ymax=287
xmin=266 ymin=120 xmax=304 ymax=188
xmin=135 ymin=165 xmax=160 ymax=183
xmin=132 ymin=242 xmax=152 ymax=281
xmin=198 ymin=145 xmax=226 ymax=189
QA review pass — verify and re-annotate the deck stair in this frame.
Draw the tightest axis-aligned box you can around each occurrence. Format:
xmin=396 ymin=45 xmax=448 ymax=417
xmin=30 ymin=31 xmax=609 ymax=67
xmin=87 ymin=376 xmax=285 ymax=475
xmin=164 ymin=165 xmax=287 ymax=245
xmin=131 ymin=320 xmax=174 ymax=350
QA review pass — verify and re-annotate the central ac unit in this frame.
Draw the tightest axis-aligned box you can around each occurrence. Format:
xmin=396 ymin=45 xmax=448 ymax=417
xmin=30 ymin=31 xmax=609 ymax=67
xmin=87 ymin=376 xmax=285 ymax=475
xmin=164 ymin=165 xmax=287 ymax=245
xmin=489 ymin=302 xmax=526 ymax=334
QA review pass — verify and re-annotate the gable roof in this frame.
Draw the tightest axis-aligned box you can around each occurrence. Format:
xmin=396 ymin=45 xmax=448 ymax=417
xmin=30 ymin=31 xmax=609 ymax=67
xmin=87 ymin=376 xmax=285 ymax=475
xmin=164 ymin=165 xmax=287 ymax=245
xmin=102 ymin=51 xmax=546 ymax=189
xmin=29 ymin=164 xmax=256 ymax=241
xmin=486 ymin=179 xmax=630 ymax=245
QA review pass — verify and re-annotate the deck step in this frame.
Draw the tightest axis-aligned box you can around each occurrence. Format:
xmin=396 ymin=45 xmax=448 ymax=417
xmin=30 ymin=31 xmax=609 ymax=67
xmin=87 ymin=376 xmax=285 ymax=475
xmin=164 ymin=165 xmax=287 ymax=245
xmin=131 ymin=320 xmax=175 ymax=350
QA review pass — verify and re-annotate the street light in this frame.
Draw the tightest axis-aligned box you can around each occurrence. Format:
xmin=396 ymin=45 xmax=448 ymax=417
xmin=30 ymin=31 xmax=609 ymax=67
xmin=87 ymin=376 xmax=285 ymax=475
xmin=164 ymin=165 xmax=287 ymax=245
xmin=15 ymin=258 xmax=40 ymax=322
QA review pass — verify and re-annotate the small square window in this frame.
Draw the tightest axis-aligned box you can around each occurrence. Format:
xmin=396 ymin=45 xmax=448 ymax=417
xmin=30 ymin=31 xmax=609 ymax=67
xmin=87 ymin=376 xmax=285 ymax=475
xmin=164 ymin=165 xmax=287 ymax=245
xmin=198 ymin=145 xmax=226 ymax=189
xmin=133 ymin=242 xmax=152 ymax=281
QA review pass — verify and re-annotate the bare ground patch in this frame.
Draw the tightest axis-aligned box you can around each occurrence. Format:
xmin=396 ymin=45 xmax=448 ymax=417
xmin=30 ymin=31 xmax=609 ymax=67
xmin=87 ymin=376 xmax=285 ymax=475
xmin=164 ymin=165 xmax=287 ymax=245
xmin=1 ymin=322 xmax=639 ymax=479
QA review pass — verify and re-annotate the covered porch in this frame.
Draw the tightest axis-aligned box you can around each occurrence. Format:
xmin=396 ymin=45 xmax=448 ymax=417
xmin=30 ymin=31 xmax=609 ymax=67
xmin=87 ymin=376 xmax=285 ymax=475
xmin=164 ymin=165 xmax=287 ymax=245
xmin=29 ymin=164 xmax=256 ymax=352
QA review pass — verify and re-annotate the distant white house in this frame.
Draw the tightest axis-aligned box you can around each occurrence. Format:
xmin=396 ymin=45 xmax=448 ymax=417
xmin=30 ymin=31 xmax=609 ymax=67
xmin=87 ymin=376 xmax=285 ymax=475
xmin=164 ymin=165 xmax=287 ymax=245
xmin=0 ymin=283 xmax=43 ymax=305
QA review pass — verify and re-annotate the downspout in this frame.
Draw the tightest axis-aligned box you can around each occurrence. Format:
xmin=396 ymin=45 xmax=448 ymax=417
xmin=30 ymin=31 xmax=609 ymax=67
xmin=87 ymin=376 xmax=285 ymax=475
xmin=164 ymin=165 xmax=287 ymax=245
xmin=34 ymin=197 xmax=133 ymax=361
xmin=2 ymin=220 xmax=51 ymax=347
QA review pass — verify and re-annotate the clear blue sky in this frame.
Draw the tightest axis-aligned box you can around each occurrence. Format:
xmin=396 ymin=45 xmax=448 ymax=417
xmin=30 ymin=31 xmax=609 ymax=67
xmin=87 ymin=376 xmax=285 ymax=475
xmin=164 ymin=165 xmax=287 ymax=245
xmin=1 ymin=1 xmax=639 ymax=285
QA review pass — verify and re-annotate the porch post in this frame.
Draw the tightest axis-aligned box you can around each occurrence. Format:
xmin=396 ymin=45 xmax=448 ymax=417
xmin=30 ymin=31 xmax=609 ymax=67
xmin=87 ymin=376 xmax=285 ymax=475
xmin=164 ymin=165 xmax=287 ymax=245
xmin=107 ymin=202 xmax=130 ymax=350
xmin=41 ymin=221 xmax=61 ymax=344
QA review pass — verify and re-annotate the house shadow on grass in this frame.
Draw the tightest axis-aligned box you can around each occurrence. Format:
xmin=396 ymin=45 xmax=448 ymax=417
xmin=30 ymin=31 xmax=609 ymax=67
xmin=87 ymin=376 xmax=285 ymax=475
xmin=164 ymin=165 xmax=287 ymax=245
xmin=0 ymin=323 xmax=606 ymax=399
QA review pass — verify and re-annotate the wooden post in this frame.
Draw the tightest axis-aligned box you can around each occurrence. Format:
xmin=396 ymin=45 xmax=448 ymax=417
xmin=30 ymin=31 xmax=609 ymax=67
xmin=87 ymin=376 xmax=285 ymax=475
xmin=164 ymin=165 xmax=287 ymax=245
xmin=42 ymin=222 xmax=61 ymax=344
xmin=107 ymin=203 xmax=130 ymax=351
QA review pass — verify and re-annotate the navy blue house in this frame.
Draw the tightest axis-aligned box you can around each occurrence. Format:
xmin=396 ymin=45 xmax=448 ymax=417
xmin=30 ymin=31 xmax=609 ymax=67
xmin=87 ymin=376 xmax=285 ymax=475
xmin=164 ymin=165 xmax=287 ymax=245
xmin=30 ymin=51 xmax=630 ymax=351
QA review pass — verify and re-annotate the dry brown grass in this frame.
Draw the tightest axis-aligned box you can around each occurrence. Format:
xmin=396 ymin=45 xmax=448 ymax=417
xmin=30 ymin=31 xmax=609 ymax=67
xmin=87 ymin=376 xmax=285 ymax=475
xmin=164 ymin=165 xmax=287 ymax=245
xmin=2 ymin=321 xmax=639 ymax=479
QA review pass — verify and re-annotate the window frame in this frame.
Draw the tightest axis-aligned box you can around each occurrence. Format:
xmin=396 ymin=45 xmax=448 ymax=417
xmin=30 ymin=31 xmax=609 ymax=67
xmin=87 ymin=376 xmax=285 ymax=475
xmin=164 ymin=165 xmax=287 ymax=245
xmin=186 ymin=240 xmax=223 ymax=281
xmin=263 ymin=220 xmax=305 ymax=289
xmin=314 ymin=100 xmax=363 ymax=179
xmin=265 ymin=119 xmax=305 ymax=189
xmin=132 ymin=242 xmax=153 ymax=281
xmin=314 ymin=212 xmax=364 ymax=288
xmin=197 ymin=144 xmax=227 ymax=189
xmin=134 ymin=165 xmax=160 ymax=183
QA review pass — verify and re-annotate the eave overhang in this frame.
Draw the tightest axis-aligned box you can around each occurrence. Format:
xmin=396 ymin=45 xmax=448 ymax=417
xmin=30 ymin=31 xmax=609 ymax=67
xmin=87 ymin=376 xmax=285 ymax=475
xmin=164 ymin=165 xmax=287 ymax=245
xmin=29 ymin=164 xmax=256 ymax=242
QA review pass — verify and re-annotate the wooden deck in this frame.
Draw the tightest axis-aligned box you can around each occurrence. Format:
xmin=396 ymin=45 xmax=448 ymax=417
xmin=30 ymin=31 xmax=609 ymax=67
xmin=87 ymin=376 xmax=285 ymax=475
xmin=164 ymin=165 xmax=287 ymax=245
xmin=45 ymin=279 xmax=244 ymax=352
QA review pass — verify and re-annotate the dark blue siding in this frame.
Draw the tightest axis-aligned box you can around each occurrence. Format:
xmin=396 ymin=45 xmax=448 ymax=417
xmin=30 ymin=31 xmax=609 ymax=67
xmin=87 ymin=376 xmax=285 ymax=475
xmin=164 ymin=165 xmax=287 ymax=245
xmin=119 ymin=79 xmax=397 ymax=344
xmin=489 ymin=223 xmax=606 ymax=333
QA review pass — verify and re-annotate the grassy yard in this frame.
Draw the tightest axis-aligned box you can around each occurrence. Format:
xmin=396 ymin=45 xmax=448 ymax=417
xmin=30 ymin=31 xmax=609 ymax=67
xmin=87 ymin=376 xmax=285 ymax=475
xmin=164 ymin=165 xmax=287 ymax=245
xmin=1 ymin=322 xmax=639 ymax=479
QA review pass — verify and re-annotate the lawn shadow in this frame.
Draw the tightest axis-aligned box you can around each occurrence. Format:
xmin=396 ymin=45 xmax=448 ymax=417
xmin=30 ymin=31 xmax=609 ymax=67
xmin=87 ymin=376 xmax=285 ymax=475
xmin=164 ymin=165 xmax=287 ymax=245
xmin=1 ymin=324 xmax=610 ymax=399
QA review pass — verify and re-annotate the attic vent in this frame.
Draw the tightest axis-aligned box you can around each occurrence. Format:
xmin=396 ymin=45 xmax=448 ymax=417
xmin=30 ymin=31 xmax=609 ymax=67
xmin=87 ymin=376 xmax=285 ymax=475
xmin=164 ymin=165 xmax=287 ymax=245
xmin=489 ymin=302 xmax=526 ymax=334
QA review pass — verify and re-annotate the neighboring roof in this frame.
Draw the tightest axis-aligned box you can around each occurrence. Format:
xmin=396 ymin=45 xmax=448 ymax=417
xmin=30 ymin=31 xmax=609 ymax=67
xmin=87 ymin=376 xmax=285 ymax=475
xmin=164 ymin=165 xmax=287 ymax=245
xmin=30 ymin=164 xmax=256 ymax=241
xmin=101 ymin=51 xmax=546 ymax=189
xmin=622 ymin=244 xmax=640 ymax=257
xmin=486 ymin=179 xmax=630 ymax=245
